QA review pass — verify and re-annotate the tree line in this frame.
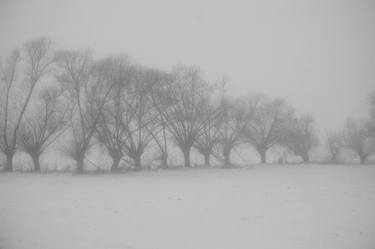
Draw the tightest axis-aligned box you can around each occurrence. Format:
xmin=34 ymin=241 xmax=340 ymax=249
xmin=1 ymin=37 xmax=374 ymax=173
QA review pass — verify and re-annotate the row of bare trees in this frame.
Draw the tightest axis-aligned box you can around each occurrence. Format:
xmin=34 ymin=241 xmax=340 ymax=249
xmin=0 ymin=37 xmax=373 ymax=173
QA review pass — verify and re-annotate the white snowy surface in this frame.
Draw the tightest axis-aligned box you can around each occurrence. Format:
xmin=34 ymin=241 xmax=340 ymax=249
xmin=1 ymin=165 xmax=375 ymax=249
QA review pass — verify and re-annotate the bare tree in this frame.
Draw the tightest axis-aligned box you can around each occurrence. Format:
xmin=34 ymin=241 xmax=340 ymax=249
xmin=0 ymin=50 xmax=20 ymax=171
xmin=343 ymin=119 xmax=374 ymax=164
xmin=282 ymin=115 xmax=318 ymax=163
xmin=326 ymin=131 xmax=343 ymax=164
xmin=245 ymin=96 xmax=294 ymax=164
xmin=18 ymin=87 xmax=70 ymax=172
xmin=148 ymin=70 xmax=173 ymax=168
xmin=147 ymin=115 xmax=170 ymax=168
xmin=214 ymin=96 xmax=255 ymax=167
xmin=95 ymin=56 xmax=132 ymax=172
xmin=193 ymin=90 xmax=221 ymax=166
xmin=151 ymin=65 xmax=208 ymax=167
xmin=118 ymin=66 xmax=159 ymax=170
xmin=56 ymin=51 xmax=115 ymax=173
xmin=0 ymin=37 xmax=53 ymax=171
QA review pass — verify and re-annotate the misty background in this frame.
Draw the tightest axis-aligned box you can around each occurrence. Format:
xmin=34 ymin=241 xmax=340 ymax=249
xmin=2 ymin=2 xmax=375 ymax=249
xmin=1 ymin=0 xmax=374 ymax=134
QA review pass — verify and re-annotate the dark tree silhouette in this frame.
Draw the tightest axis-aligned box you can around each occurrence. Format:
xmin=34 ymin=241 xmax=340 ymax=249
xmin=215 ymin=96 xmax=256 ymax=167
xmin=117 ymin=66 xmax=159 ymax=170
xmin=245 ymin=96 xmax=294 ymax=164
xmin=193 ymin=90 xmax=221 ymax=166
xmin=150 ymin=65 xmax=209 ymax=167
xmin=282 ymin=115 xmax=318 ymax=163
xmin=343 ymin=119 xmax=374 ymax=164
xmin=19 ymin=87 xmax=70 ymax=172
xmin=0 ymin=37 xmax=54 ymax=171
xmin=326 ymin=132 xmax=343 ymax=164
xmin=56 ymin=51 xmax=115 ymax=173
xmin=148 ymin=70 xmax=173 ymax=168
xmin=95 ymin=56 xmax=132 ymax=172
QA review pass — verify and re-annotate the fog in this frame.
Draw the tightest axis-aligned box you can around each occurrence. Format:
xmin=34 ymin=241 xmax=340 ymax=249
xmin=1 ymin=0 xmax=375 ymax=133
xmin=2 ymin=3 xmax=375 ymax=249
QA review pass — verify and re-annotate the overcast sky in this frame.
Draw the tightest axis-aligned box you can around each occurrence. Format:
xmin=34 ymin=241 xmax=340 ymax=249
xmin=0 ymin=0 xmax=374 ymax=133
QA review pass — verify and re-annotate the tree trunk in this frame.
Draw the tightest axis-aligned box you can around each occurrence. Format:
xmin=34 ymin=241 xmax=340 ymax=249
xmin=223 ymin=146 xmax=232 ymax=168
xmin=133 ymin=155 xmax=142 ymax=170
xmin=31 ymin=153 xmax=41 ymax=172
xmin=182 ymin=148 xmax=191 ymax=167
xmin=301 ymin=152 xmax=310 ymax=164
xmin=160 ymin=152 xmax=168 ymax=169
xmin=110 ymin=156 xmax=121 ymax=173
xmin=258 ymin=148 xmax=267 ymax=164
xmin=204 ymin=153 xmax=210 ymax=166
xmin=76 ymin=156 xmax=84 ymax=174
xmin=5 ymin=152 xmax=15 ymax=172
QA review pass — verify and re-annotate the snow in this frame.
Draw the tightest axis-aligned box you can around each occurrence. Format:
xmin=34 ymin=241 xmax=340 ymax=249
xmin=1 ymin=165 xmax=375 ymax=249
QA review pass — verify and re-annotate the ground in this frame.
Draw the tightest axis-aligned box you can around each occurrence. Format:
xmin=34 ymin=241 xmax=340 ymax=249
xmin=1 ymin=165 xmax=375 ymax=249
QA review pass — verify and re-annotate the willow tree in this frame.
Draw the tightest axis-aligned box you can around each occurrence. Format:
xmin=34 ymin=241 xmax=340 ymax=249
xmin=19 ymin=87 xmax=70 ymax=172
xmin=118 ymin=66 xmax=160 ymax=170
xmin=282 ymin=115 xmax=318 ymax=163
xmin=56 ymin=51 xmax=115 ymax=173
xmin=245 ymin=96 xmax=294 ymax=164
xmin=193 ymin=96 xmax=221 ymax=166
xmin=146 ymin=69 xmax=173 ymax=168
xmin=0 ymin=37 xmax=54 ymax=171
xmin=343 ymin=119 xmax=374 ymax=164
xmin=151 ymin=65 xmax=209 ymax=167
xmin=215 ymin=96 xmax=257 ymax=167
xmin=326 ymin=131 xmax=343 ymax=164
xmin=95 ymin=56 xmax=133 ymax=172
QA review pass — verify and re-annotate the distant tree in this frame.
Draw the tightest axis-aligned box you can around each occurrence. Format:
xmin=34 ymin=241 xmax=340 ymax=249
xmin=282 ymin=115 xmax=318 ymax=163
xmin=56 ymin=51 xmax=115 ymax=173
xmin=343 ymin=119 xmax=374 ymax=164
xmin=147 ymin=115 xmax=170 ymax=168
xmin=193 ymin=90 xmax=221 ymax=166
xmin=0 ymin=50 xmax=20 ymax=171
xmin=244 ymin=96 xmax=294 ymax=164
xmin=19 ymin=87 xmax=70 ymax=172
xmin=326 ymin=131 xmax=343 ymax=164
xmin=151 ymin=65 xmax=209 ymax=167
xmin=215 ymin=96 xmax=257 ymax=167
xmin=117 ymin=66 xmax=160 ymax=170
xmin=95 ymin=56 xmax=132 ymax=172
xmin=0 ymin=37 xmax=54 ymax=171
xmin=148 ymin=70 xmax=174 ymax=168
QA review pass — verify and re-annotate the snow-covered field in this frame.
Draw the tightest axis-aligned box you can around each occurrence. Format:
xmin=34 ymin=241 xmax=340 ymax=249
xmin=1 ymin=165 xmax=375 ymax=249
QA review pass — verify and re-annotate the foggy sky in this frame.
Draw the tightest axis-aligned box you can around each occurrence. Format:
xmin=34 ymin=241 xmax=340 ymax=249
xmin=1 ymin=0 xmax=374 ymax=133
